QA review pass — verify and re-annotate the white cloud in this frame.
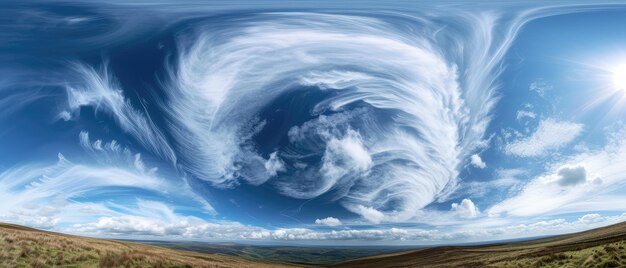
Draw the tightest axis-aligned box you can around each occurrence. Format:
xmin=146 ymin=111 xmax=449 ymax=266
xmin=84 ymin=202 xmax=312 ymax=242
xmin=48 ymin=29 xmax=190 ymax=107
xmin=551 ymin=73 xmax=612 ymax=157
xmin=451 ymin=199 xmax=480 ymax=219
xmin=264 ymin=151 xmax=285 ymax=177
xmin=470 ymin=154 xmax=486 ymax=169
xmin=352 ymin=205 xmax=385 ymax=224
xmin=57 ymin=111 xmax=72 ymax=121
xmin=505 ymin=119 xmax=583 ymax=157
xmin=315 ymin=217 xmax=342 ymax=227
xmin=516 ymin=110 xmax=536 ymax=121
xmin=529 ymin=80 xmax=553 ymax=96
xmin=68 ymin=201 xmax=432 ymax=242
xmin=320 ymin=129 xmax=372 ymax=184
xmin=70 ymin=202 xmax=626 ymax=244
xmin=579 ymin=213 xmax=603 ymax=224
xmin=74 ymin=211 xmax=432 ymax=241
xmin=0 ymin=148 xmax=216 ymax=229
xmin=490 ymin=127 xmax=626 ymax=217
xmin=491 ymin=213 xmax=626 ymax=239
xmin=252 ymin=228 xmax=437 ymax=241
xmin=72 ymin=201 xmax=259 ymax=239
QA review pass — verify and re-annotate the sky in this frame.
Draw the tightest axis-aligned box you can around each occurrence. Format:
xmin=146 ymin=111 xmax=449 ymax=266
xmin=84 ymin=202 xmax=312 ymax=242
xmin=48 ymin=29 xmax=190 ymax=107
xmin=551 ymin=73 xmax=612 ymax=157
xmin=1 ymin=0 xmax=626 ymax=246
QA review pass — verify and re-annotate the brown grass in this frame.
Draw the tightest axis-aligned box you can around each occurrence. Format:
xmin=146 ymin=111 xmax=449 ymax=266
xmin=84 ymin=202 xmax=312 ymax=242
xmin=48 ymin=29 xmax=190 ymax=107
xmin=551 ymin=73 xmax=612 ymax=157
xmin=331 ymin=221 xmax=626 ymax=268
xmin=0 ymin=223 xmax=299 ymax=268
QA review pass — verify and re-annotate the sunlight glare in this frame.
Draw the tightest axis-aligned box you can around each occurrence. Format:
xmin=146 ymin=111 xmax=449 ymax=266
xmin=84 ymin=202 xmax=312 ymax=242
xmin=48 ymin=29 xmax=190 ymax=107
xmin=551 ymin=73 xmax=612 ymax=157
xmin=613 ymin=64 xmax=626 ymax=90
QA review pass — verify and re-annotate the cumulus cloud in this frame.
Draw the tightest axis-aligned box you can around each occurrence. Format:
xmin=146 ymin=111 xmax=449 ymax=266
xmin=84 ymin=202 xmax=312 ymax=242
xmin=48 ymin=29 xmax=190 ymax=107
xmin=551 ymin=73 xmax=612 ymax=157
xmin=72 ymin=200 xmax=260 ymax=239
xmin=73 ymin=209 xmax=435 ymax=241
xmin=264 ymin=213 xmax=626 ymax=244
xmin=470 ymin=154 xmax=486 ymax=169
xmin=505 ymin=119 xmax=583 ymax=157
xmin=70 ymin=203 xmax=626 ymax=244
xmin=555 ymin=165 xmax=587 ymax=186
xmin=69 ymin=200 xmax=438 ymax=242
xmin=451 ymin=199 xmax=480 ymax=219
xmin=315 ymin=217 xmax=342 ymax=227
xmin=90 ymin=217 xmax=260 ymax=239
xmin=264 ymin=151 xmax=285 ymax=177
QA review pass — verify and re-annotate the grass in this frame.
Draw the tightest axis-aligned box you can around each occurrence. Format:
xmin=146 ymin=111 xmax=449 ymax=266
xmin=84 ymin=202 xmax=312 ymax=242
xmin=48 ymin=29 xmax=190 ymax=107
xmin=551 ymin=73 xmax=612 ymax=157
xmin=0 ymin=223 xmax=297 ymax=268
xmin=333 ymin=221 xmax=626 ymax=268
xmin=492 ymin=241 xmax=626 ymax=267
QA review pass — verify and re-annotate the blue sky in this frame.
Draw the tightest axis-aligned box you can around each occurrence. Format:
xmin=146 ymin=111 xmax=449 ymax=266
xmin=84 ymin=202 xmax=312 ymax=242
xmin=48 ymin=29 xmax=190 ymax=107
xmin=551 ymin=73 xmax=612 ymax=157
xmin=1 ymin=1 xmax=626 ymax=245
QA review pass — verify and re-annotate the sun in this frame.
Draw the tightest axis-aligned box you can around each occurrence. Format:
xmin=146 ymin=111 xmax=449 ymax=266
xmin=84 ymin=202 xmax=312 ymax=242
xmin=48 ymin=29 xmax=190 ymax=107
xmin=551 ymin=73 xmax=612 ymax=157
xmin=612 ymin=64 xmax=626 ymax=90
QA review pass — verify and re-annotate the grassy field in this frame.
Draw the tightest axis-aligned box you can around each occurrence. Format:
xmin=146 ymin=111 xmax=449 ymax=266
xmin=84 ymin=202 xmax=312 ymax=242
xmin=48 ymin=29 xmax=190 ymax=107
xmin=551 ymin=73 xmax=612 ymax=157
xmin=0 ymin=223 xmax=297 ymax=268
xmin=332 ymin=222 xmax=626 ymax=268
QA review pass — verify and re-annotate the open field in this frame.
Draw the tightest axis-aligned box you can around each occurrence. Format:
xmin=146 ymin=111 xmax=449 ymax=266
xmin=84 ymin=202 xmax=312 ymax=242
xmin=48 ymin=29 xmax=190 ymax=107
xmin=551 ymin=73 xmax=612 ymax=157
xmin=0 ymin=223 xmax=297 ymax=268
xmin=332 ymin=222 xmax=626 ymax=268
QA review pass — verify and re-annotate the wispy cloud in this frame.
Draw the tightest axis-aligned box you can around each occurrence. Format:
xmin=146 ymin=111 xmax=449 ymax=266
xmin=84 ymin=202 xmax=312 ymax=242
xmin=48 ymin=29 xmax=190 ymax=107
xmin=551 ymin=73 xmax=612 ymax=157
xmin=0 ymin=134 xmax=215 ymax=229
xmin=491 ymin=127 xmax=626 ymax=217
xmin=516 ymin=110 xmax=537 ymax=121
xmin=62 ymin=63 xmax=176 ymax=163
xmin=3 ymin=2 xmax=626 ymax=245
xmin=72 ymin=199 xmax=244 ymax=238
xmin=529 ymin=79 xmax=553 ymax=97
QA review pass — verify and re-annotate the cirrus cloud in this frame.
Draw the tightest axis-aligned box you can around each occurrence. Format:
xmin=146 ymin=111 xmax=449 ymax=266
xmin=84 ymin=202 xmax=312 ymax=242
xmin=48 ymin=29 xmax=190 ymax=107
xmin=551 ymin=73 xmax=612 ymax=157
xmin=505 ymin=119 xmax=583 ymax=157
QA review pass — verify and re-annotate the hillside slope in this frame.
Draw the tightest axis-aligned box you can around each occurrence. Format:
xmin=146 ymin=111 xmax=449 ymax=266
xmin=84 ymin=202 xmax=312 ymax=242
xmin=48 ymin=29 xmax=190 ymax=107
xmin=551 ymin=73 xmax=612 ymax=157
xmin=0 ymin=223 xmax=298 ymax=267
xmin=331 ymin=222 xmax=626 ymax=268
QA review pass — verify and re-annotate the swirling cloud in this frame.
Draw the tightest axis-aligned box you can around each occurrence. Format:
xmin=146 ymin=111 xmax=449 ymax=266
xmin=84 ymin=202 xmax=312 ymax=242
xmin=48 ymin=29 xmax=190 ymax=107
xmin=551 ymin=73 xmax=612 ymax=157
xmin=55 ymin=5 xmax=611 ymax=225
xmin=162 ymin=12 xmax=510 ymax=222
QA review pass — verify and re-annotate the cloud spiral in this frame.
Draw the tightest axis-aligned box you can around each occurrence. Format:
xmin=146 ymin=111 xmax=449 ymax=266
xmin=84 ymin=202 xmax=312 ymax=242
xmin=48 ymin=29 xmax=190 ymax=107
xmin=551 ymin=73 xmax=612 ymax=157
xmin=162 ymin=12 xmax=509 ymax=222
